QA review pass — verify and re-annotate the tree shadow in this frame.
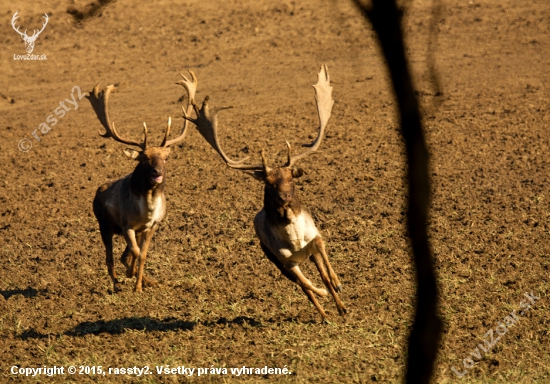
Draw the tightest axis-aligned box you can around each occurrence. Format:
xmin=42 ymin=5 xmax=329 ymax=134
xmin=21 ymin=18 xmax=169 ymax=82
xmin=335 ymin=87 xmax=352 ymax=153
xmin=0 ymin=287 xmax=49 ymax=300
xmin=67 ymin=0 xmax=116 ymax=23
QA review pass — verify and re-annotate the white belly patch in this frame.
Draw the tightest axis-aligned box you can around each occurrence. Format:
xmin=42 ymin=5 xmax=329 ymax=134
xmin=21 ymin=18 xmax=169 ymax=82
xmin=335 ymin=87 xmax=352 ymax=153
xmin=140 ymin=194 xmax=164 ymax=228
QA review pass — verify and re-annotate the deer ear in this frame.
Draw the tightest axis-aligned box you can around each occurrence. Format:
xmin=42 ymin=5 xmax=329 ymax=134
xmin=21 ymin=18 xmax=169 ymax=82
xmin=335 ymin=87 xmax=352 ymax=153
xmin=292 ymin=167 xmax=306 ymax=178
xmin=123 ymin=148 xmax=140 ymax=160
xmin=252 ymin=171 xmax=266 ymax=182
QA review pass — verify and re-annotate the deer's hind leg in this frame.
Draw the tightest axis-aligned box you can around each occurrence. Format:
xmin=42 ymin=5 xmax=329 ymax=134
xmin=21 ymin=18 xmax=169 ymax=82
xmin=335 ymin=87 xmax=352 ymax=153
xmin=121 ymin=245 xmax=132 ymax=277
xmin=260 ymin=243 xmax=326 ymax=296
xmin=301 ymin=286 xmax=328 ymax=319
xmin=94 ymin=200 xmax=122 ymax=292
xmin=284 ymin=236 xmax=341 ymax=294
xmin=97 ymin=222 xmax=121 ymax=292
xmin=289 ymin=265 xmax=328 ymax=297
xmin=311 ymin=253 xmax=347 ymax=316
xmin=260 ymin=243 xmax=328 ymax=319
xmin=260 ymin=243 xmax=298 ymax=283
xmin=313 ymin=236 xmax=342 ymax=292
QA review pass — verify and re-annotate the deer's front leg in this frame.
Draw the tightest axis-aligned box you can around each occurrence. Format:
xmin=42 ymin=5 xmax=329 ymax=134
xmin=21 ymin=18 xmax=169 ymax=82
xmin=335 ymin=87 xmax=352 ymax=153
xmin=122 ymin=232 xmax=142 ymax=278
xmin=288 ymin=265 xmax=328 ymax=297
xmin=140 ymin=225 xmax=158 ymax=288
xmin=134 ymin=225 xmax=158 ymax=292
xmin=286 ymin=236 xmax=342 ymax=292
xmin=123 ymin=229 xmax=141 ymax=289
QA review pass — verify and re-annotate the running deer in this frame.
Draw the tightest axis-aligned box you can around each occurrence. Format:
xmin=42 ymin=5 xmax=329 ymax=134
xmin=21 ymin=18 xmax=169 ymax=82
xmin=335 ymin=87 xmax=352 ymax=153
xmin=87 ymin=71 xmax=197 ymax=292
xmin=183 ymin=65 xmax=347 ymax=319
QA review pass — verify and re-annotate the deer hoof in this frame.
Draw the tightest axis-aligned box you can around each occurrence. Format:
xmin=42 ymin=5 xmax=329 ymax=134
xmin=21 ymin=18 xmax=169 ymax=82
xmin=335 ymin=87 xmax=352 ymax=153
xmin=113 ymin=282 xmax=123 ymax=293
xmin=142 ymin=276 xmax=158 ymax=288
xmin=126 ymin=267 xmax=137 ymax=278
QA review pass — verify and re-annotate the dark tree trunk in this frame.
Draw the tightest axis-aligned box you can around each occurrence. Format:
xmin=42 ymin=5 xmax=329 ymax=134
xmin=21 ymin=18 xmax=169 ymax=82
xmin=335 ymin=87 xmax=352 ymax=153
xmin=351 ymin=1 xmax=442 ymax=382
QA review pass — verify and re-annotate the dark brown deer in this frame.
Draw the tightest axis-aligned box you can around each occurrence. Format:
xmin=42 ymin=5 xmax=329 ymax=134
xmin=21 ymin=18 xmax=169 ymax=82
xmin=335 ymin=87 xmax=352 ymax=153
xmin=87 ymin=71 xmax=197 ymax=292
xmin=184 ymin=65 xmax=347 ymax=319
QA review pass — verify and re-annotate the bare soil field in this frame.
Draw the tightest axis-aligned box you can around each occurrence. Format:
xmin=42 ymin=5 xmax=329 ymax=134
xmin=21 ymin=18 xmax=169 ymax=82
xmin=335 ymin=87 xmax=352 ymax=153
xmin=0 ymin=0 xmax=549 ymax=382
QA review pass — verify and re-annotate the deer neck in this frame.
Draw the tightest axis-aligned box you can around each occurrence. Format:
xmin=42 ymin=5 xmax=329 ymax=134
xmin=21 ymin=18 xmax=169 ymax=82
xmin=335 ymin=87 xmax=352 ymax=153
xmin=264 ymin=190 xmax=302 ymax=226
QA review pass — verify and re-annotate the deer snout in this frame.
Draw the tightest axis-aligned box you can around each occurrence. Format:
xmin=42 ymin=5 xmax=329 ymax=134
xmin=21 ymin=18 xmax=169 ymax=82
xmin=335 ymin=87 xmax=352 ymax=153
xmin=150 ymin=168 xmax=164 ymax=184
xmin=279 ymin=191 xmax=293 ymax=203
xmin=151 ymin=167 xmax=162 ymax=176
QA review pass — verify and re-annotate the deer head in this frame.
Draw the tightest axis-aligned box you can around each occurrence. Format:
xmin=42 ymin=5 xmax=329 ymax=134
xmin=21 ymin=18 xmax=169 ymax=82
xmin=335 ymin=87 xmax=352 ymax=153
xmin=86 ymin=72 xmax=198 ymax=186
xmin=11 ymin=11 xmax=49 ymax=54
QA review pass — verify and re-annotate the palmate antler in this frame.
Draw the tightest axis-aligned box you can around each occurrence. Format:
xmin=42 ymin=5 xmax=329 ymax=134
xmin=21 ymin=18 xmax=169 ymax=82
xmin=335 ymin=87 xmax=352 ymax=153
xmin=185 ymin=97 xmax=256 ymax=169
xmin=87 ymin=72 xmax=197 ymax=149
xmin=86 ymin=84 xmax=146 ymax=149
xmin=285 ymin=64 xmax=334 ymax=167
xmin=169 ymin=70 xmax=198 ymax=148
xmin=185 ymin=65 xmax=334 ymax=171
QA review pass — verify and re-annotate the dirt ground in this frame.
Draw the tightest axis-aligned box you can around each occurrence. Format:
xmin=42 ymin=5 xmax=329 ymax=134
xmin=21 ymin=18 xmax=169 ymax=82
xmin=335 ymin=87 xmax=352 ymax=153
xmin=0 ymin=0 xmax=548 ymax=382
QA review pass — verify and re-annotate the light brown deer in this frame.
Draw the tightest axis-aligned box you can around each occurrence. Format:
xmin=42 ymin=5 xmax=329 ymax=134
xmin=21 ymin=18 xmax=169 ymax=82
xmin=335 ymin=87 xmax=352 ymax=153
xmin=87 ymin=71 xmax=197 ymax=292
xmin=183 ymin=65 xmax=347 ymax=319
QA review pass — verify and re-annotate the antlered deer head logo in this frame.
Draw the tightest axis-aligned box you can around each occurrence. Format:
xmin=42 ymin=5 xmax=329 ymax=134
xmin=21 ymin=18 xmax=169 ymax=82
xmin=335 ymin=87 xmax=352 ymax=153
xmin=11 ymin=11 xmax=49 ymax=54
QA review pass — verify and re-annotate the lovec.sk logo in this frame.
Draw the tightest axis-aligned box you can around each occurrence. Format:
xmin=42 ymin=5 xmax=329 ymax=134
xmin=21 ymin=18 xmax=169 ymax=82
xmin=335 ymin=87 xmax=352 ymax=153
xmin=12 ymin=11 xmax=48 ymax=60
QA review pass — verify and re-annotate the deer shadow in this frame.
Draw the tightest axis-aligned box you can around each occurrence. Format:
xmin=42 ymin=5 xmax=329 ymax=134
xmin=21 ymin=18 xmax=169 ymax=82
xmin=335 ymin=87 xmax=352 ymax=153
xmin=17 ymin=315 xmax=269 ymax=340
xmin=66 ymin=317 xmax=197 ymax=336
xmin=0 ymin=287 xmax=49 ymax=300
